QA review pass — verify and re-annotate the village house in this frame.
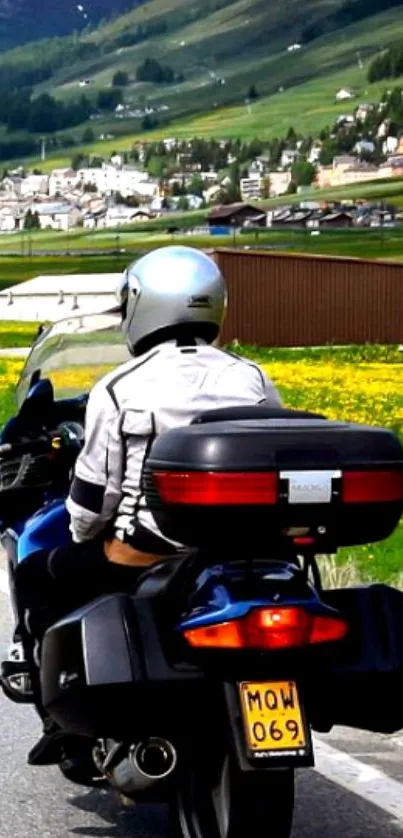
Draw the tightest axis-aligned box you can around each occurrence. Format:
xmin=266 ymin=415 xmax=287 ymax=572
xmin=0 ymin=205 xmax=24 ymax=231
xmin=316 ymin=161 xmax=382 ymax=189
xmin=77 ymin=164 xmax=159 ymax=199
xmin=335 ymin=88 xmax=355 ymax=101
xmin=240 ymin=175 xmax=264 ymax=201
xmin=267 ymin=171 xmax=292 ymax=196
xmin=354 ymin=140 xmax=376 ymax=156
xmin=30 ymin=202 xmax=83 ymax=231
xmin=383 ymin=136 xmax=399 ymax=155
xmin=20 ymin=175 xmax=49 ymax=197
xmin=377 ymin=119 xmax=391 ymax=138
xmin=104 ymin=205 xmax=156 ymax=228
xmin=308 ymin=145 xmax=322 ymax=165
xmin=203 ymin=184 xmax=222 ymax=204
xmin=207 ymin=203 xmax=266 ymax=228
xmin=355 ymin=103 xmax=374 ymax=121
xmin=336 ymin=114 xmax=356 ymax=128
xmin=83 ymin=208 xmax=107 ymax=230
xmin=49 ymin=168 xmax=79 ymax=197
xmin=280 ymin=148 xmax=300 ymax=168
xmin=0 ymin=176 xmax=23 ymax=196
xmin=310 ymin=211 xmax=354 ymax=229
xmin=379 ymin=157 xmax=403 ymax=178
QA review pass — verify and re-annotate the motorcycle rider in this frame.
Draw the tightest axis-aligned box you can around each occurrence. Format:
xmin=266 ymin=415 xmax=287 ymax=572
xmin=4 ymin=244 xmax=282 ymax=769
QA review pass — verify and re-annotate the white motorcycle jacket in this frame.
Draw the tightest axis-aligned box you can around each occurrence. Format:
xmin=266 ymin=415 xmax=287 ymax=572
xmin=66 ymin=339 xmax=282 ymax=552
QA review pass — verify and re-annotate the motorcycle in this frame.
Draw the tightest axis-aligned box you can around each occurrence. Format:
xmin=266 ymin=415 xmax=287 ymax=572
xmin=1 ymin=311 xmax=403 ymax=838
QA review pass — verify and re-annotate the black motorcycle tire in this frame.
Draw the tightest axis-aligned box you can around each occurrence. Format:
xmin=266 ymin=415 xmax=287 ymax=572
xmin=170 ymin=754 xmax=295 ymax=838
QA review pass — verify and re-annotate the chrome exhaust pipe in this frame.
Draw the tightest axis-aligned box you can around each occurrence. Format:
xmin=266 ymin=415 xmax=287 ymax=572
xmin=110 ymin=737 xmax=177 ymax=795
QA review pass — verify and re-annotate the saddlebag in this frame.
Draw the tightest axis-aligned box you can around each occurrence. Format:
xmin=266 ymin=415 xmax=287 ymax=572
xmin=40 ymin=590 xmax=205 ymax=739
xmin=306 ymin=583 xmax=403 ymax=735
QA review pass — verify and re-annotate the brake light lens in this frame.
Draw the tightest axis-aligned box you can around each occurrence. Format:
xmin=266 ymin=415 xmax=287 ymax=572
xmin=182 ymin=607 xmax=349 ymax=650
xmin=152 ymin=471 xmax=278 ymax=505
xmin=342 ymin=470 xmax=403 ymax=503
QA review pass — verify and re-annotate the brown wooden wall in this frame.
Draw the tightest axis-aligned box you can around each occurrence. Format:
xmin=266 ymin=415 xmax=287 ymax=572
xmin=211 ymin=249 xmax=403 ymax=346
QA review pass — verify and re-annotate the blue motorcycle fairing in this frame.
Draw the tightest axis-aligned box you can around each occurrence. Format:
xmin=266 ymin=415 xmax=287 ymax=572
xmin=177 ymin=561 xmax=339 ymax=633
xmin=17 ymin=499 xmax=73 ymax=563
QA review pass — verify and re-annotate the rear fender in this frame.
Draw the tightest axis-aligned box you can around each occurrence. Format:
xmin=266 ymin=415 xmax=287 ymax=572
xmin=177 ymin=560 xmax=321 ymax=632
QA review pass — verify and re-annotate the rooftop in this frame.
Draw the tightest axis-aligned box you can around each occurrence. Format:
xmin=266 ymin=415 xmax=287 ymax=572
xmin=208 ymin=203 xmax=262 ymax=220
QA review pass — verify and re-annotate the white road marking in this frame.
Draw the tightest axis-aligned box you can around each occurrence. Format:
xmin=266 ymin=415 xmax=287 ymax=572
xmin=0 ymin=568 xmax=8 ymax=595
xmin=313 ymin=736 xmax=403 ymax=821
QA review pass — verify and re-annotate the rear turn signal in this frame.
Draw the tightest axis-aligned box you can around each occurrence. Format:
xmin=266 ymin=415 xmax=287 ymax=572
xmin=182 ymin=607 xmax=349 ymax=650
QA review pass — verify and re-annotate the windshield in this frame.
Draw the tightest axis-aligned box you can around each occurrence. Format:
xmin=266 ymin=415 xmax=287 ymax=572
xmin=16 ymin=311 xmax=131 ymax=408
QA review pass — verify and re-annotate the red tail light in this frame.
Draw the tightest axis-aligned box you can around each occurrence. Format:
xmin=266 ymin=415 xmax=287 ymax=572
xmin=342 ymin=470 xmax=403 ymax=503
xmin=182 ymin=607 xmax=349 ymax=650
xmin=152 ymin=468 xmax=403 ymax=507
xmin=152 ymin=471 xmax=278 ymax=505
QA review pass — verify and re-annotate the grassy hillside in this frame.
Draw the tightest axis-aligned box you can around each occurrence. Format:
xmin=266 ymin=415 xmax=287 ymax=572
xmin=2 ymin=1 xmax=403 ymax=170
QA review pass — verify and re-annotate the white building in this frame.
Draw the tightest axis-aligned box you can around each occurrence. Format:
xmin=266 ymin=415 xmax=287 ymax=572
xmin=0 ymin=206 xmax=22 ymax=232
xmin=383 ymin=136 xmax=398 ymax=154
xmin=104 ymin=205 xmax=154 ymax=227
xmin=240 ymin=175 xmax=263 ymax=200
xmin=267 ymin=171 xmax=292 ymax=196
xmin=77 ymin=164 xmax=159 ymax=199
xmin=280 ymin=149 xmax=300 ymax=168
xmin=33 ymin=202 xmax=83 ymax=231
xmin=336 ymin=114 xmax=356 ymax=127
xmin=354 ymin=140 xmax=376 ymax=155
xmin=20 ymin=175 xmax=49 ymax=197
xmin=0 ymin=176 xmax=23 ymax=196
xmin=308 ymin=144 xmax=322 ymax=164
xmin=335 ymin=88 xmax=355 ymax=101
xmin=49 ymin=168 xmax=80 ymax=197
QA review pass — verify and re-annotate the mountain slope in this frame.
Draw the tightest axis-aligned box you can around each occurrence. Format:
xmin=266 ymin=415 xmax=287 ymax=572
xmin=0 ymin=0 xmax=144 ymax=50
xmin=2 ymin=0 xmax=403 ymax=166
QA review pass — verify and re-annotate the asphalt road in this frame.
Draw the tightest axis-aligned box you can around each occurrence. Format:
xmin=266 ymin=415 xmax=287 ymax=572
xmin=1 ymin=565 xmax=403 ymax=837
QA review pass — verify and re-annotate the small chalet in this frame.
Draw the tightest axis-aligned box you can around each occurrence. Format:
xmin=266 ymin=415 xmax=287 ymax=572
xmin=207 ymin=203 xmax=266 ymax=228
xmin=318 ymin=211 xmax=354 ymax=229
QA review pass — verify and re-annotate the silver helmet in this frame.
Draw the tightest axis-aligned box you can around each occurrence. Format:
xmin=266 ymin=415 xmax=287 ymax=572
xmin=116 ymin=245 xmax=228 ymax=355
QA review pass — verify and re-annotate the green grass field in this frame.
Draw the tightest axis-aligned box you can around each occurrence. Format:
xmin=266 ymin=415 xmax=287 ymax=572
xmin=1 ymin=228 xmax=403 ymax=283
xmin=0 ymin=341 xmax=401 ymax=583
xmin=0 ymin=253 xmax=135 ymax=291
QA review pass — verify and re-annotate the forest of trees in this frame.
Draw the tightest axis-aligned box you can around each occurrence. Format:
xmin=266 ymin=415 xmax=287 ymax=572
xmin=136 ymin=58 xmax=184 ymax=84
xmin=368 ymin=43 xmax=403 ymax=82
xmin=302 ymin=0 xmax=403 ymax=43
xmin=0 ymin=88 xmax=92 ymax=134
xmin=112 ymin=70 xmax=129 ymax=87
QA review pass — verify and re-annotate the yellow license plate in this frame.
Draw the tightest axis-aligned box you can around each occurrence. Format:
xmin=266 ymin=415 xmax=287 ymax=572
xmin=239 ymin=680 xmax=308 ymax=753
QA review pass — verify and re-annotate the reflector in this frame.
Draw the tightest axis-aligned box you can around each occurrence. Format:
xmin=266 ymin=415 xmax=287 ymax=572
xmin=182 ymin=606 xmax=349 ymax=649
